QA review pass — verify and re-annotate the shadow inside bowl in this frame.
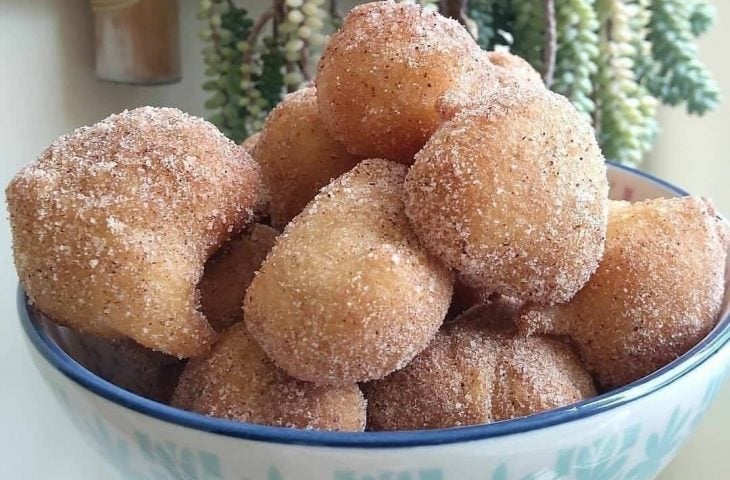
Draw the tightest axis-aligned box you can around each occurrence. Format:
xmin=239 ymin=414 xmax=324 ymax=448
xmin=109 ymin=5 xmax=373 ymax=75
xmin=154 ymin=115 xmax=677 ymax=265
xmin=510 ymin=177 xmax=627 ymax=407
xmin=31 ymin=308 xmax=186 ymax=403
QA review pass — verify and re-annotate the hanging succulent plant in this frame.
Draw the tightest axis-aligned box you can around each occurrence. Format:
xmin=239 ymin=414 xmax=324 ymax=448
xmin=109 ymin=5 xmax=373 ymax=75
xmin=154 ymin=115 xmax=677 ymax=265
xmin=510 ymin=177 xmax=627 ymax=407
xmin=593 ymin=0 xmax=659 ymax=166
xmin=552 ymin=0 xmax=600 ymax=119
xmin=647 ymin=0 xmax=720 ymax=115
xmin=199 ymin=0 xmax=720 ymax=165
xmin=197 ymin=0 xmax=327 ymax=142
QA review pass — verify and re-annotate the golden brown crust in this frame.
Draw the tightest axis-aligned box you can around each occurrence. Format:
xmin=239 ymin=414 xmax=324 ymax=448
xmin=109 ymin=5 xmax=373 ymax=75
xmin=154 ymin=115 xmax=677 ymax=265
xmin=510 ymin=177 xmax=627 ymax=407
xmin=365 ymin=303 xmax=595 ymax=430
xmin=240 ymin=131 xmax=261 ymax=155
xmin=316 ymin=0 xmax=496 ymax=163
xmin=255 ymin=87 xmax=361 ymax=228
xmin=172 ymin=323 xmax=366 ymax=431
xmin=7 ymin=107 xmax=261 ymax=357
xmin=241 ymin=131 xmax=270 ymax=219
xmin=437 ymin=52 xmax=543 ymax=122
xmin=486 ymin=51 xmax=544 ymax=89
xmin=244 ymin=159 xmax=454 ymax=384
xmin=491 ymin=334 xmax=596 ymax=420
xmin=404 ymin=87 xmax=608 ymax=305
xmin=518 ymin=197 xmax=729 ymax=390
xmin=364 ymin=328 xmax=495 ymax=430
xmin=199 ymin=223 xmax=279 ymax=332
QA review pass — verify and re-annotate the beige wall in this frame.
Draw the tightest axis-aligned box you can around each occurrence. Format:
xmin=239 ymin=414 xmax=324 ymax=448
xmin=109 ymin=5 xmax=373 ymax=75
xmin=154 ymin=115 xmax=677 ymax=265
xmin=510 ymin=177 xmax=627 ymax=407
xmin=1 ymin=0 xmax=234 ymax=171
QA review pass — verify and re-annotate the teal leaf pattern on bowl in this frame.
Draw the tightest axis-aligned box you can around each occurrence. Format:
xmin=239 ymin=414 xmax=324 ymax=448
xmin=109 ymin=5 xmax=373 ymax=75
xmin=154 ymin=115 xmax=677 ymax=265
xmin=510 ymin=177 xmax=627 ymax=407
xmin=84 ymin=414 xmax=148 ymax=479
xmin=44 ymin=370 xmax=728 ymax=480
xmin=135 ymin=431 xmax=223 ymax=480
xmin=267 ymin=466 xmax=286 ymax=480
xmin=333 ymin=470 xmax=443 ymax=480
xmin=490 ymin=464 xmax=508 ymax=480
xmin=690 ymin=373 xmax=725 ymax=428
xmin=624 ymin=406 xmax=692 ymax=480
xmin=554 ymin=423 xmax=641 ymax=480
xmin=489 ymin=463 xmax=541 ymax=480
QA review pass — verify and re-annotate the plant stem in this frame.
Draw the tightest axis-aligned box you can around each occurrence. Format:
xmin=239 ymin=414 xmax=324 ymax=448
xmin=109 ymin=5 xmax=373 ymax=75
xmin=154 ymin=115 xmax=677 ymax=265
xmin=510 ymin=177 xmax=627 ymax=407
xmin=329 ymin=0 xmax=341 ymax=21
xmin=273 ymin=0 xmax=285 ymax=38
xmin=298 ymin=42 xmax=312 ymax=81
xmin=247 ymin=7 xmax=274 ymax=46
xmin=542 ymin=0 xmax=556 ymax=87
xmin=244 ymin=7 xmax=274 ymax=65
xmin=445 ymin=0 xmax=469 ymax=25
xmin=273 ymin=0 xmax=298 ymax=92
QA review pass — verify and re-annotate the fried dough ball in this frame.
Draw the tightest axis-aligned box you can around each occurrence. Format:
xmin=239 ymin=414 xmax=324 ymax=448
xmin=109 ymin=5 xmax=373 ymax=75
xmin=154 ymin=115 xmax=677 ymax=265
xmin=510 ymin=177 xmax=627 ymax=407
xmin=255 ymin=87 xmax=361 ymax=228
xmin=240 ymin=131 xmax=261 ymax=155
xmin=364 ymin=304 xmax=596 ymax=430
xmin=7 ymin=107 xmax=261 ymax=357
xmin=199 ymin=223 xmax=278 ymax=332
xmin=240 ymin=133 xmax=272 ymax=220
xmin=244 ymin=159 xmax=454 ymax=385
xmin=436 ymin=52 xmax=542 ymax=123
xmin=172 ymin=323 xmax=366 ymax=431
xmin=486 ymin=51 xmax=544 ymax=89
xmin=404 ymin=87 xmax=608 ymax=305
xmin=251 ymin=183 xmax=271 ymax=222
xmin=316 ymin=1 xmax=496 ymax=163
xmin=518 ymin=197 xmax=729 ymax=391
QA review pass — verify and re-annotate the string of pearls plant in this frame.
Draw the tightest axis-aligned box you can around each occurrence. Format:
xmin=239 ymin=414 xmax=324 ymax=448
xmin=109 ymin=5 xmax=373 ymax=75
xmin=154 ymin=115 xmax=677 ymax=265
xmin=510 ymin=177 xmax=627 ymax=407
xmin=199 ymin=0 xmax=719 ymax=165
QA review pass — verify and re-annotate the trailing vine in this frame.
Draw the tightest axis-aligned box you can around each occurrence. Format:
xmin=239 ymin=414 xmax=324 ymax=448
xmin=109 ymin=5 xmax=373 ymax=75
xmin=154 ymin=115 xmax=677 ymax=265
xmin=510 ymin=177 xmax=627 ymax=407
xmin=689 ymin=0 xmax=715 ymax=38
xmin=594 ymin=0 xmax=658 ymax=166
xmin=199 ymin=0 xmax=720 ymax=164
xmin=552 ymin=0 xmax=599 ymax=119
xmin=511 ymin=0 xmax=546 ymax=72
xmin=647 ymin=0 xmax=719 ymax=115
xmin=198 ymin=0 xmax=326 ymax=142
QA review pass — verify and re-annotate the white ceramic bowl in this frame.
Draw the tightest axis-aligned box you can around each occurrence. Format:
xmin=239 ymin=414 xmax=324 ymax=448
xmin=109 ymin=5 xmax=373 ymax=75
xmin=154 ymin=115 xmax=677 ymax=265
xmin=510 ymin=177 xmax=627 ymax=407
xmin=19 ymin=163 xmax=730 ymax=480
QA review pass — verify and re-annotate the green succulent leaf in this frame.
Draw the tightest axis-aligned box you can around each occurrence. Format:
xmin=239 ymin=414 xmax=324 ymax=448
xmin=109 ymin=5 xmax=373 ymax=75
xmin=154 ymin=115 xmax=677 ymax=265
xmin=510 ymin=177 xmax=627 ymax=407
xmin=648 ymin=0 xmax=720 ymax=115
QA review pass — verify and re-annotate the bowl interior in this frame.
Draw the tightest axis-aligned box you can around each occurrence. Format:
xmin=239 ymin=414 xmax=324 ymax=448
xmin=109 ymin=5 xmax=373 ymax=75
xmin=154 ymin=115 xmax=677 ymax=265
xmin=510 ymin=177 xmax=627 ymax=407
xmin=19 ymin=162 xmax=730 ymax=448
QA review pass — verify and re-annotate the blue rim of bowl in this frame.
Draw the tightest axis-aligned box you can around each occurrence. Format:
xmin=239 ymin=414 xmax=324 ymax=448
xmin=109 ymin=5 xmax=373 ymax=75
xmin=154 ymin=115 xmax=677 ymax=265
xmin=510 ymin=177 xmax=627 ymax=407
xmin=18 ymin=163 xmax=730 ymax=449
xmin=608 ymin=161 xmax=690 ymax=197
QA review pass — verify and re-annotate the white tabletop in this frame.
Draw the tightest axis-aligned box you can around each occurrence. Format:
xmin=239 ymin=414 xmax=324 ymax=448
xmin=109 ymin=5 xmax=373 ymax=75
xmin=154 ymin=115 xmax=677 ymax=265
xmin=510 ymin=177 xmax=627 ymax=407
xmin=0 ymin=172 xmax=727 ymax=479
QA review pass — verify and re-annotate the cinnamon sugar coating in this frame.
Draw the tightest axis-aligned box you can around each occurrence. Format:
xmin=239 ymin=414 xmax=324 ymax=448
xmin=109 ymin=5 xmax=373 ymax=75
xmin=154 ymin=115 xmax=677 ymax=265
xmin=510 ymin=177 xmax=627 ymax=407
xmin=172 ymin=323 xmax=366 ymax=431
xmin=244 ymin=159 xmax=454 ymax=385
xmin=240 ymin=131 xmax=261 ymax=155
xmin=518 ymin=197 xmax=729 ymax=390
xmin=405 ymin=87 xmax=608 ymax=305
xmin=241 ymin=132 xmax=272 ymax=220
xmin=486 ymin=51 xmax=544 ymax=89
xmin=316 ymin=0 xmax=496 ymax=163
xmin=437 ymin=52 xmax=543 ymax=122
xmin=7 ymin=107 xmax=260 ymax=357
xmin=255 ymin=87 xmax=361 ymax=228
xmin=365 ymin=303 xmax=596 ymax=430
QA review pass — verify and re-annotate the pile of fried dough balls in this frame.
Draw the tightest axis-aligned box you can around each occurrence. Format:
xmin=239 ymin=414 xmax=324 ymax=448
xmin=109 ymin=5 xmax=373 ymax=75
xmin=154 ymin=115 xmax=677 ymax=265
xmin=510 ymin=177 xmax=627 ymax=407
xmin=7 ymin=1 xmax=729 ymax=432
